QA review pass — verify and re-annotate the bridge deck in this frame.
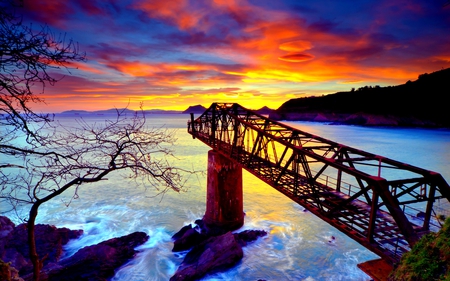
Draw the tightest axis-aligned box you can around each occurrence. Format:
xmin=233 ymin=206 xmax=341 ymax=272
xmin=198 ymin=135 xmax=412 ymax=261
xmin=188 ymin=103 xmax=450 ymax=263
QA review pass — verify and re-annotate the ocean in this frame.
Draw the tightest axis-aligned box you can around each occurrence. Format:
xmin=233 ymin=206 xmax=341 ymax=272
xmin=4 ymin=113 xmax=450 ymax=281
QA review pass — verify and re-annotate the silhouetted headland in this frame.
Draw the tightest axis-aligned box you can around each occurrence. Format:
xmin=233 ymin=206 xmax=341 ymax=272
xmin=270 ymin=68 xmax=450 ymax=128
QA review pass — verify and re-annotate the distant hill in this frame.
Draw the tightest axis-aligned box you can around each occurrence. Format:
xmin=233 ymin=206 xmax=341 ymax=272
xmin=59 ymin=108 xmax=182 ymax=116
xmin=181 ymin=104 xmax=275 ymax=115
xmin=59 ymin=110 xmax=90 ymax=115
xmin=271 ymin=68 xmax=450 ymax=127
xmin=143 ymin=109 xmax=181 ymax=114
xmin=182 ymin=105 xmax=207 ymax=114
xmin=59 ymin=108 xmax=134 ymax=116
xmin=254 ymin=106 xmax=275 ymax=115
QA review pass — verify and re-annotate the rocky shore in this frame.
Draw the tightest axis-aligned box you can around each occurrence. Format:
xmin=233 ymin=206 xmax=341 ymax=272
xmin=0 ymin=216 xmax=148 ymax=281
xmin=269 ymin=111 xmax=438 ymax=127
xmin=0 ymin=216 xmax=267 ymax=281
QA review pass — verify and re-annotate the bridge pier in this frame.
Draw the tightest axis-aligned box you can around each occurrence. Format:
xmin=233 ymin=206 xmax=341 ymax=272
xmin=204 ymin=150 xmax=244 ymax=231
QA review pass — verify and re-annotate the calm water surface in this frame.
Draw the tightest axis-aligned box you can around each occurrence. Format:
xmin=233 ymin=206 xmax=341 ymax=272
xmin=5 ymin=114 xmax=450 ymax=281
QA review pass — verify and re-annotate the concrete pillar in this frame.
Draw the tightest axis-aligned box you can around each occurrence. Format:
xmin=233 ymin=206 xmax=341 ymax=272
xmin=204 ymin=150 xmax=244 ymax=231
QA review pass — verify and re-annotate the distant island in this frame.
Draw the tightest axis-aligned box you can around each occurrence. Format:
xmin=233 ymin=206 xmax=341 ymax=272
xmin=182 ymin=105 xmax=207 ymax=114
xmin=59 ymin=108 xmax=183 ymax=116
xmin=270 ymin=68 xmax=450 ymax=128
xmin=182 ymin=105 xmax=275 ymax=115
xmin=58 ymin=105 xmax=275 ymax=117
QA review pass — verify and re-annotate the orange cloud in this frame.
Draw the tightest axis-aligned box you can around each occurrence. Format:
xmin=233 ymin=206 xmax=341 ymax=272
xmin=279 ymin=40 xmax=313 ymax=52
xmin=278 ymin=53 xmax=314 ymax=62
xmin=23 ymin=0 xmax=450 ymax=114
xmin=133 ymin=0 xmax=211 ymax=31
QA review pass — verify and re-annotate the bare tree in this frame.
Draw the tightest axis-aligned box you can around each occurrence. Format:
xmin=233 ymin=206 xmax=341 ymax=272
xmin=1 ymin=3 xmax=186 ymax=280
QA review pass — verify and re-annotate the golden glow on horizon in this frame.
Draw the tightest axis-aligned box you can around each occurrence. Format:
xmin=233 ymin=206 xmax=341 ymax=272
xmin=339 ymin=80 xmax=364 ymax=84
xmin=245 ymin=69 xmax=311 ymax=83
xmin=36 ymin=57 xmax=429 ymax=113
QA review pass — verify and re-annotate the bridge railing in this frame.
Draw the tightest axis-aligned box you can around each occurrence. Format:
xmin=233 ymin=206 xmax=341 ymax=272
xmin=188 ymin=103 xmax=450 ymax=262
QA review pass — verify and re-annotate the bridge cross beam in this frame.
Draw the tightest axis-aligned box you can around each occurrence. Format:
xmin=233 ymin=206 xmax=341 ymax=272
xmin=370 ymin=176 xmax=420 ymax=246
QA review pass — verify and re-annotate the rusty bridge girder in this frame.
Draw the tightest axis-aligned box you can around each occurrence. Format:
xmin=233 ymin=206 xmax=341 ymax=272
xmin=188 ymin=103 xmax=450 ymax=263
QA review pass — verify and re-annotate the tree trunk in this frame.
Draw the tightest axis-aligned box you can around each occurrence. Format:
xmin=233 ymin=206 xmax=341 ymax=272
xmin=28 ymin=202 xmax=41 ymax=281
xmin=25 ymin=178 xmax=106 ymax=281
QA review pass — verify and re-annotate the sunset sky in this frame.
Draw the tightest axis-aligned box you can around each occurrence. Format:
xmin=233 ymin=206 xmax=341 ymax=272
xmin=17 ymin=0 xmax=450 ymax=112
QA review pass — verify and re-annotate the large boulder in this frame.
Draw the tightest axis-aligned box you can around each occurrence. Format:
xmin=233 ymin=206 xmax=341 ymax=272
xmin=0 ymin=216 xmax=15 ymax=242
xmin=171 ymin=220 xmax=267 ymax=280
xmin=0 ymin=216 xmax=149 ymax=280
xmin=170 ymin=231 xmax=243 ymax=281
xmin=171 ymin=219 xmax=230 ymax=252
xmin=234 ymin=230 xmax=267 ymax=247
xmin=172 ymin=225 xmax=207 ymax=252
xmin=0 ymin=217 xmax=83 ymax=275
xmin=39 ymin=231 xmax=149 ymax=281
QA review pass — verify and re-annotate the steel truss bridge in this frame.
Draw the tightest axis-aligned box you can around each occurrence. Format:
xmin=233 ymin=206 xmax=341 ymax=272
xmin=188 ymin=103 xmax=450 ymax=263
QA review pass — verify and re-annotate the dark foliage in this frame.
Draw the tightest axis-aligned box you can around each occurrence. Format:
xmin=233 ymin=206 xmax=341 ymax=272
xmin=274 ymin=68 xmax=450 ymax=127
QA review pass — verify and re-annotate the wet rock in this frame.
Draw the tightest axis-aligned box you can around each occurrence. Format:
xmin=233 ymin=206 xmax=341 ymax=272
xmin=0 ymin=216 xmax=15 ymax=241
xmin=171 ymin=220 xmax=267 ymax=280
xmin=172 ymin=224 xmax=193 ymax=240
xmin=172 ymin=227 xmax=207 ymax=252
xmin=170 ymin=232 xmax=243 ymax=281
xmin=171 ymin=219 xmax=231 ymax=252
xmin=234 ymin=230 xmax=267 ymax=247
xmin=40 ymin=231 xmax=149 ymax=281
xmin=1 ymin=216 xmax=148 ymax=280
xmin=0 ymin=216 xmax=15 ymax=261
xmin=194 ymin=219 xmax=228 ymax=237
xmin=0 ymin=216 xmax=83 ymax=275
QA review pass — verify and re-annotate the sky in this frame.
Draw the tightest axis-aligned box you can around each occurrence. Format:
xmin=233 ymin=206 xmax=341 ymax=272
xmin=15 ymin=0 xmax=450 ymax=112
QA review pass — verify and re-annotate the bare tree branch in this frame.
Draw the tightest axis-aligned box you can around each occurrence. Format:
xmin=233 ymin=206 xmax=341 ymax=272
xmin=0 ymin=3 xmax=193 ymax=280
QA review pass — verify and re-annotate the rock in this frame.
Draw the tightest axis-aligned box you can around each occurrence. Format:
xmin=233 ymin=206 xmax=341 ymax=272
xmin=0 ymin=216 xmax=15 ymax=256
xmin=0 ymin=217 xmax=83 ymax=276
xmin=172 ymin=220 xmax=230 ymax=252
xmin=0 ymin=216 xmax=15 ymax=240
xmin=170 ymin=232 xmax=243 ymax=281
xmin=344 ymin=113 xmax=399 ymax=126
xmin=40 ymin=231 xmax=149 ymax=281
xmin=172 ymin=224 xmax=193 ymax=240
xmin=1 ymin=216 xmax=148 ymax=280
xmin=234 ymin=230 xmax=267 ymax=247
xmin=172 ymin=227 xmax=207 ymax=252
xmin=171 ymin=220 xmax=267 ymax=280
xmin=194 ymin=219 xmax=228 ymax=237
